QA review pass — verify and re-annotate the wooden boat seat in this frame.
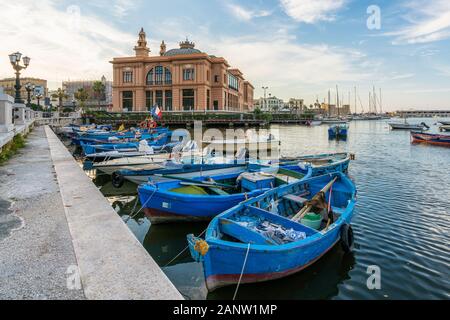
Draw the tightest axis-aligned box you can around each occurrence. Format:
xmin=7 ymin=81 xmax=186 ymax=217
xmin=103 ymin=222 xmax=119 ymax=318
xmin=282 ymin=194 xmax=308 ymax=205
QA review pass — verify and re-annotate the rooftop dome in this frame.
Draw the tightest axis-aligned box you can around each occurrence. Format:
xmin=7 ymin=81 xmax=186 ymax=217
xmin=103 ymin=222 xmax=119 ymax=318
xmin=164 ymin=38 xmax=202 ymax=56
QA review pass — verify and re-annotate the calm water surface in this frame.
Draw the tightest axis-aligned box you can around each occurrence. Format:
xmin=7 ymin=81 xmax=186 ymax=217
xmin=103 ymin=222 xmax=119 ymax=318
xmin=89 ymin=119 xmax=450 ymax=300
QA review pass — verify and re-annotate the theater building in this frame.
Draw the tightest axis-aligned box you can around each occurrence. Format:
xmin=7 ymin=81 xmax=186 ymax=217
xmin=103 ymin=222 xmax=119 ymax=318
xmin=111 ymin=28 xmax=254 ymax=112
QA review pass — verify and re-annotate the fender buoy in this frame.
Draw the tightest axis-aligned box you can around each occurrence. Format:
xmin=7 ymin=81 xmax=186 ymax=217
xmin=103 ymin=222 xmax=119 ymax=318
xmin=340 ymin=224 xmax=354 ymax=253
xmin=194 ymin=239 xmax=209 ymax=256
xmin=112 ymin=172 xmax=125 ymax=188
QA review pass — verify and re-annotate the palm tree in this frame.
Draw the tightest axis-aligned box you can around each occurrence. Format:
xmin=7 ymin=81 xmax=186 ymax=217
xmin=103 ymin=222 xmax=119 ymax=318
xmin=74 ymin=88 xmax=89 ymax=111
xmin=51 ymin=88 xmax=68 ymax=112
xmin=92 ymin=80 xmax=106 ymax=108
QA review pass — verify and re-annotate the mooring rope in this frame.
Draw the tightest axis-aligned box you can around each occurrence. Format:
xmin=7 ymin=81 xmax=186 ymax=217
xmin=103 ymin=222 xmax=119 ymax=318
xmin=233 ymin=243 xmax=251 ymax=301
xmin=163 ymin=228 xmax=207 ymax=267
xmin=123 ymin=184 xmax=157 ymax=223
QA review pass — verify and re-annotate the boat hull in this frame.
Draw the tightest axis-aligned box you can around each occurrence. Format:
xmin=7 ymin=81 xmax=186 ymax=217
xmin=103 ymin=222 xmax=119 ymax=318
xmin=411 ymin=132 xmax=450 ymax=147
xmin=139 ymin=187 xmax=265 ymax=224
xmin=205 ymin=238 xmax=340 ymax=292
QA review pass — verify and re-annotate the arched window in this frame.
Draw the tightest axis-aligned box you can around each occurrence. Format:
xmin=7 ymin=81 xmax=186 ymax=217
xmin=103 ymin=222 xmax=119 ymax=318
xmin=146 ymin=66 xmax=171 ymax=85
xmin=155 ymin=66 xmax=164 ymax=85
xmin=165 ymin=68 xmax=172 ymax=84
xmin=146 ymin=69 xmax=154 ymax=85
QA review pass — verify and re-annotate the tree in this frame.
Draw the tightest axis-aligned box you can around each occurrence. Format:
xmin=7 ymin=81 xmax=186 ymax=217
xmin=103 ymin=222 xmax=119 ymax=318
xmin=74 ymin=88 xmax=89 ymax=111
xmin=51 ymin=88 xmax=68 ymax=112
xmin=92 ymin=80 xmax=106 ymax=108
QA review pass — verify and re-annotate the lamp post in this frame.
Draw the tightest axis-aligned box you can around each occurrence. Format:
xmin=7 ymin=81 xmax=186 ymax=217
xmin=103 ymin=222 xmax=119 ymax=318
xmin=8 ymin=52 xmax=30 ymax=104
xmin=25 ymin=82 xmax=35 ymax=108
xmin=36 ymin=94 xmax=43 ymax=109
xmin=261 ymin=86 xmax=268 ymax=111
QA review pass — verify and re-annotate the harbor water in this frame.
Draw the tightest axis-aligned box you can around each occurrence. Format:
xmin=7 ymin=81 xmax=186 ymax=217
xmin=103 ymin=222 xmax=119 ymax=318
xmin=86 ymin=119 xmax=450 ymax=300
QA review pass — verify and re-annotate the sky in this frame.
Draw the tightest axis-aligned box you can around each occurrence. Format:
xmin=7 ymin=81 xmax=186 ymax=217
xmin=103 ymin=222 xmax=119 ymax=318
xmin=1 ymin=0 xmax=450 ymax=111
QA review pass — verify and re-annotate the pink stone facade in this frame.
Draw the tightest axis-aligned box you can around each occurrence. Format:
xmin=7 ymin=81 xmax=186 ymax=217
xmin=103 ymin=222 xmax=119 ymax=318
xmin=111 ymin=29 xmax=254 ymax=112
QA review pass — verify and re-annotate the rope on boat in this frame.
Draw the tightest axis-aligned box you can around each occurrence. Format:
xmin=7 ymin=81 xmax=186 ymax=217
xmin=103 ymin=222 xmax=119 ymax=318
xmin=233 ymin=243 xmax=251 ymax=301
xmin=163 ymin=229 xmax=207 ymax=267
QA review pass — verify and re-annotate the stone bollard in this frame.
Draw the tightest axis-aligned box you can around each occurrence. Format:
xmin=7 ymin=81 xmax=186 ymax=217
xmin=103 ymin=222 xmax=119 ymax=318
xmin=0 ymin=93 xmax=14 ymax=133
xmin=13 ymin=103 xmax=27 ymax=125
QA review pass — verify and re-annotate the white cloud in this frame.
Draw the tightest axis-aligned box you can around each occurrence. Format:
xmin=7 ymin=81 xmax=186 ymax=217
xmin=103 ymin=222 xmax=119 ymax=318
xmin=227 ymin=3 xmax=271 ymax=21
xmin=0 ymin=1 xmax=136 ymax=86
xmin=279 ymin=0 xmax=346 ymax=24
xmin=112 ymin=0 xmax=139 ymax=19
xmin=387 ymin=0 xmax=450 ymax=44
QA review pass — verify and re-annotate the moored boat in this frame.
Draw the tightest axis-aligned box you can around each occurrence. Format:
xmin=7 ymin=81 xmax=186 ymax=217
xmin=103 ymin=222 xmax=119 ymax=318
xmin=389 ymin=121 xmax=429 ymax=131
xmin=138 ymin=166 xmax=312 ymax=224
xmin=277 ymin=152 xmax=353 ymax=176
xmin=328 ymin=124 xmax=348 ymax=139
xmin=187 ymin=172 xmax=356 ymax=292
xmin=411 ymin=131 xmax=450 ymax=147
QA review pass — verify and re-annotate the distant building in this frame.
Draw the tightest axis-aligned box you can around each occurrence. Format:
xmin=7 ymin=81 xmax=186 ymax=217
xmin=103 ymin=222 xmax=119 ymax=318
xmin=0 ymin=77 xmax=48 ymax=102
xmin=62 ymin=76 xmax=112 ymax=109
xmin=321 ymin=103 xmax=350 ymax=116
xmin=110 ymin=28 xmax=254 ymax=112
xmin=256 ymin=96 xmax=285 ymax=112
xmin=288 ymin=98 xmax=305 ymax=113
xmin=397 ymin=110 xmax=450 ymax=118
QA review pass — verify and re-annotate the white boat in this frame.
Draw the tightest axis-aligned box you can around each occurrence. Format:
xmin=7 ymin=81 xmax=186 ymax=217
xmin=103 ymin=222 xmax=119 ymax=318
xmin=321 ymin=118 xmax=348 ymax=124
xmin=389 ymin=120 xmax=429 ymax=131
xmin=202 ymin=135 xmax=280 ymax=153
xmin=439 ymin=120 xmax=450 ymax=125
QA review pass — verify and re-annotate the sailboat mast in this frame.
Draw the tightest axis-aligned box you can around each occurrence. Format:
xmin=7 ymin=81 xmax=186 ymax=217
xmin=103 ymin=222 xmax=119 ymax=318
xmin=373 ymin=86 xmax=377 ymax=114
xmin=354 ymin=86 xmax=357 ymax=114
xmin=379 ymin=88 xmax=383 ymax=114
xmin=328 ymin=89 xmax=331 ymax=117
xmin=336 ymin=85 xmax=340 ymax=118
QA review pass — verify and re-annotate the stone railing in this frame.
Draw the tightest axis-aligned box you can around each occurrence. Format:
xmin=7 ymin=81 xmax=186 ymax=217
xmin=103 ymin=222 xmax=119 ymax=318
xmin=1 ymin=93 xmax=36 ymax=150
xmin=34 ymin=111 xmax=82 ymax=127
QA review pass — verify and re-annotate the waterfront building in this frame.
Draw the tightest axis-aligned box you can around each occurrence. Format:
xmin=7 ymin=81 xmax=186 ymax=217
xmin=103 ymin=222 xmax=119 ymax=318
xmin=0 ymin=77 xmax=48 ymax=102
xmin=256 ymin=95 xmax=285 ymax=112
xmin=322 ymin=103 xmax=350 ymax=116
xmin=397 ymin=110 xmax=450 ymax=118
xmin=62 ymin=76 xmax=112 ymax=109
xmin=110 ymin=28 xmax=254 ymax=112
xmin=288 ymin=98 xmax=305 ymax=113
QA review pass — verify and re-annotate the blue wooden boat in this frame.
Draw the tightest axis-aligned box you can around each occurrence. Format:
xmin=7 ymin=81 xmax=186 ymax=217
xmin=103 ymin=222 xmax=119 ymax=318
xmin=411 ymin=131 xmax=450 ymax=148
xmin=80 ymin=132 xmax=171 ymax=155
xmin=72 ymin=127 xmax=169 ymax=145
xmin=187 ymin=172 xmax=356 ymax=292
xmin=328 ymin=124 xmax=348 ymax=139
xmin=277 ymin=152 xmax=352 ymax=176
xmin=138 ymin=166 xmax=312 ymax=224
xmin=115 ymin=162 xmax=251 ymax=187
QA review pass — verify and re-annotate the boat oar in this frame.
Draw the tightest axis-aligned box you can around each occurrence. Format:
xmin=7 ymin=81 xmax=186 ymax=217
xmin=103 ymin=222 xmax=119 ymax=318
xmin=155 ymin=174 xmax=236 ymax=189
xmin=292 ymin=176 xmax=338 ymax=222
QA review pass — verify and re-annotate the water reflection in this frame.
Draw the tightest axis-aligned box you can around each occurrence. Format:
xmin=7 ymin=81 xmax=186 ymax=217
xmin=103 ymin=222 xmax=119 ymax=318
xmin=70 ymin=119 xmax=450 ymax=300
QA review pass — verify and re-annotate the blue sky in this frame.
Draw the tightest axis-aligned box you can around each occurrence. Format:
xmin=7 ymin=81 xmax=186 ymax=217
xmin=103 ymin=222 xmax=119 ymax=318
xmin=1 ymin=0 xmax=450 ymax=110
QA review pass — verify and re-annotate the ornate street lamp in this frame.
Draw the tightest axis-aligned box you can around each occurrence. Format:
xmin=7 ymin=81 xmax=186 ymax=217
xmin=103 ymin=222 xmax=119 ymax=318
xmin=35 ymin=94 xmax=43 ymax=109
xmin=8 ymin=52 xmax=30 ymax=103
xmin=25 ymin=82 xmax=35 ymax=108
